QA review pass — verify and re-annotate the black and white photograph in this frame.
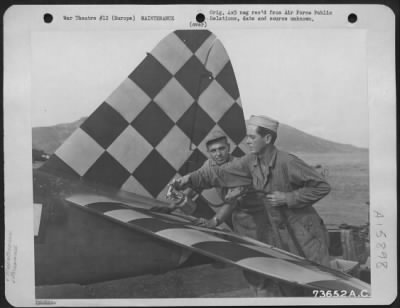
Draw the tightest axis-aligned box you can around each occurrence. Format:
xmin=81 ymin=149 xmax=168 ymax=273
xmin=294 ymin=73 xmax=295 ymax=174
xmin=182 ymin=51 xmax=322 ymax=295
xmin=4 ymin=4 xmax=397 ymax=306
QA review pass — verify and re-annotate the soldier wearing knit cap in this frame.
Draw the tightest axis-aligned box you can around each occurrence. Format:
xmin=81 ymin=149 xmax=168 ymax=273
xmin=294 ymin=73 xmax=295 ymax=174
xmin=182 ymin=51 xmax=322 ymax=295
xmin=154 ymin=130 xmax=244 ymax=229
xmin=175 ymin=115 xmax=331 ymax=297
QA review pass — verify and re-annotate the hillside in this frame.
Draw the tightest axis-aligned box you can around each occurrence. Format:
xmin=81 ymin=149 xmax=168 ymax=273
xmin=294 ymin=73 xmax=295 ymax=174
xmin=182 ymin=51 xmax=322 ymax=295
xmin=32 ymin=118 xmax=86 ymax=154
xmin=275 ymin=123 xmax=365 ymax=154
xmin=32 ymin=117 xmax=366 ymax=154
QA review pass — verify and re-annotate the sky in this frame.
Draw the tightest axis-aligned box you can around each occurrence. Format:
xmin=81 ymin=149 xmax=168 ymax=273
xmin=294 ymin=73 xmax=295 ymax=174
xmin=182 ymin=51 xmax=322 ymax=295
xmin=32 ymin=28 xmax=368 ymax=147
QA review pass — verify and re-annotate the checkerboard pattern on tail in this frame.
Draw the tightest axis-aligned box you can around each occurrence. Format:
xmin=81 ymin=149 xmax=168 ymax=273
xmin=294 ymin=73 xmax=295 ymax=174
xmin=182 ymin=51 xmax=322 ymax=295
xmin=40 ymin=30 xmax=248 ymax=202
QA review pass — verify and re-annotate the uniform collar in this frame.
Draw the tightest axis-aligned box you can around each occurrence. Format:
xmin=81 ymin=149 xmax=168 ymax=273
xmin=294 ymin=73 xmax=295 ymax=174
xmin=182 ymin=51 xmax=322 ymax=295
xmin=253 ymin=145 xmax=278 ymax=168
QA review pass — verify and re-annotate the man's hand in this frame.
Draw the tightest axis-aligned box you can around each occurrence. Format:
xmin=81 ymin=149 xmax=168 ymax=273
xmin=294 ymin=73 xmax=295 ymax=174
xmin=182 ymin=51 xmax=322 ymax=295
xmin=171 ymin=175 xmax=191 ymax=190
xmin=194 ymin=217 xmax=218 ymax=228
xmin=266 ymin=191 xmax=287 ymax=207
xmin=224 ymin=187 xmax=246 ymax=202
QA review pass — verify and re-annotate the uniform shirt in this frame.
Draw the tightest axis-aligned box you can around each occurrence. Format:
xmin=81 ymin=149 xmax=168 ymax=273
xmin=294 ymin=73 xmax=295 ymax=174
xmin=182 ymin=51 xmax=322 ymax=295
xmin=178 ymin=154 xmax=237 ymax=215
xmin=199 ymin=155 xmax=264 ymax=212
xmin=196 ymin=154 xmax=236 ymax=202
xmin=189 ymin=145 xmax=331 ymax=209
xmin=189 ymin=145 xmax=332 ymax=266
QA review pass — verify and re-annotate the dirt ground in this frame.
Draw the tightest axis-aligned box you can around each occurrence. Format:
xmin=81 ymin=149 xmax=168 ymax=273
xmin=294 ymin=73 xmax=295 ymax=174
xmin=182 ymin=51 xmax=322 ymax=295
xmin=36 ymin=151 xmax=370 ymax=299
xmin=296 ymin=151 xmax=369 ymax=226
xmin=36 ymin=264 xmax=253 ymax=299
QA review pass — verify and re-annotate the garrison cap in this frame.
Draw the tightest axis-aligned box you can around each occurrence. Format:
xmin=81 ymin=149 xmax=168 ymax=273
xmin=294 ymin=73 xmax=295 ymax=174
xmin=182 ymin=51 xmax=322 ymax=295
xmin=248 ymin=115 xmax=279 ymax=133
xmin=205 ymin=130 xmax=228 ymax=146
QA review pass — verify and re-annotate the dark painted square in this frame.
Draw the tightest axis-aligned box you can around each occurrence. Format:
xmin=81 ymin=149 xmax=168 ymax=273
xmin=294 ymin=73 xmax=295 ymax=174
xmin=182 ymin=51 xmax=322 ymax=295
xmin=178 ymin=148 xmax=208 ymax=175
xmin=80 ymin=102 xmax=129 ymax=149
xmin=131 ymin=101 xmax=174 ymax=147
xmin=174 ymin=56 xmax=213 ymax=99
xmin=193 ymin=241 xmax=267 ymax=262
xmin=83 ymin=152 xmax=131 ymax=189
xmin=176 ymin=103 xmax=215 ymax=146
xmin=129 ymin=53 xmax=172 ymax=99
xmin=40 ymin=154 xmax=80 ymax=180
xmin=132 ymin=150 xmax=176 ymax=198
xmin=130 ymin=217 xmax=184 ymax=233
xmin=174 ymin=30 xmax=212 ymax=53
xmin=86 ymin=202 xmax=126 ymax=214
xmin=232 ymin=146 xmax=246 ymax=158
xmin=216 ymin=61 xmax=240 ymax=100
xmin=218 ymin=104 xmax=247 ymax=144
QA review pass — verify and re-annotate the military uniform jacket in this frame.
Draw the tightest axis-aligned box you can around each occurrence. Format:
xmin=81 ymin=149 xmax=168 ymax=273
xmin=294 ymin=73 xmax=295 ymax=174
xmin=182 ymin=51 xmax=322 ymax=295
xmin=188 ymin=146 xmax=331 ymax=265
xmin=196 ymin=154 xmax=236 ymax=202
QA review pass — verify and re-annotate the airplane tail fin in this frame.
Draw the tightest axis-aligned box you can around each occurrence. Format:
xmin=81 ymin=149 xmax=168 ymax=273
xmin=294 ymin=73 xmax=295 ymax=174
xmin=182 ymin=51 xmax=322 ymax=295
xmin=40 ymin=30 xmax=248 ymax=202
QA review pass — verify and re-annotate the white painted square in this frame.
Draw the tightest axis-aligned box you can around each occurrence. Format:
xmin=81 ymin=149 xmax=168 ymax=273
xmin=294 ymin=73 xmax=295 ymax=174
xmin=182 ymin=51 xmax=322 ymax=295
xmin=55 ymin=128 xmax=104 ymax=176
xmin=156 ymin=126 xmax=193 ymax=170
xmin=66 ymin=194 xmax=121 ymax=207
xmin=107 ymin=126 xmax=153 ymax=173
xmin=236 ymin=97 xmax=242 ymax=107
xmin=104 ymin=209 xmax=151 ymax=223
xmin=156 ymin=228 xmax=227 ymax=246
xmin=237 ymin=257 xmax=337 ymax=285
xmin=196 ymin=39 xmax=230 ymax=77
xmin=238 ymin=139 xmax=250 ymax=154
xmin=195 ymin=33 xmax=217 ymax=66
xmin=154 ymin=78 xmax=194 ymax=122
xmin=121 ymin=175 xmax=153 ymax=198
xmin=151 ymin=33 xmax=193 ymax=75
xmin=198 ymin=80 xmax=235 ymax=122
xmin=106 ymin=78 xmax=151 ymax=123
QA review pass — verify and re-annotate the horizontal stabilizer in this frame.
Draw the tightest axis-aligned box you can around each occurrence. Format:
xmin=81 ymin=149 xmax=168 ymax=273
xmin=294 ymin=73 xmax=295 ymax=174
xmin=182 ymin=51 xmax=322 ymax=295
xmin=67 ymin=194 xmax=370 ymax=294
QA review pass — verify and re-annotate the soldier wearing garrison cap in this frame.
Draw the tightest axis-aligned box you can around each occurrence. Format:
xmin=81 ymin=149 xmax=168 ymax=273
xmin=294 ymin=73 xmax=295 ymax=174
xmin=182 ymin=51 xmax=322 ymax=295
xmin=175 ymin=115 xmax=331 ymax=297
